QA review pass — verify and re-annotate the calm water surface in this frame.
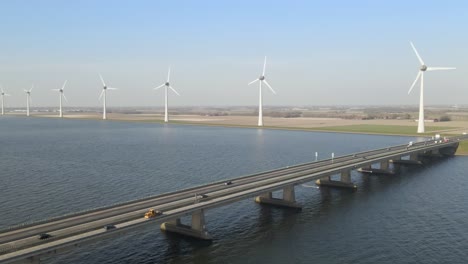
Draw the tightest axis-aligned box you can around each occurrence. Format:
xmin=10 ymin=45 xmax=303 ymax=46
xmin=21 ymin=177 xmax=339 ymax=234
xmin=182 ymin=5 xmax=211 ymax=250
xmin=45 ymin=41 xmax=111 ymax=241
xmin=0 ymin=116 xmax=466 ymax=264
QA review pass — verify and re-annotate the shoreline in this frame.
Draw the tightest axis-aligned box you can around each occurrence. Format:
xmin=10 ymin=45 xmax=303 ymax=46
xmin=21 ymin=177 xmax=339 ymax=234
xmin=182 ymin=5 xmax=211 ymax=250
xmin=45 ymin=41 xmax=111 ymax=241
xmin=4 ymin=113 xmax=468 ymax=155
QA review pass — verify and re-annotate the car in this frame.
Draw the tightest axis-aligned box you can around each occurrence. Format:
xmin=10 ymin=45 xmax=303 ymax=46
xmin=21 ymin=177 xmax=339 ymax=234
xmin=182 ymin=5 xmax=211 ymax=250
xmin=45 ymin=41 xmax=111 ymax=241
xmin=195 ymin=193 xmax=208 ymax=199
xmin=224 ymin=181 xmax=233 ymax=186
xmin=144 ymin=209 xmax=162 ymax=219
xmin=104 ymin=225 xmax=116 ymax=230
xmin=38 ymin=233 xmax=52 ymax=240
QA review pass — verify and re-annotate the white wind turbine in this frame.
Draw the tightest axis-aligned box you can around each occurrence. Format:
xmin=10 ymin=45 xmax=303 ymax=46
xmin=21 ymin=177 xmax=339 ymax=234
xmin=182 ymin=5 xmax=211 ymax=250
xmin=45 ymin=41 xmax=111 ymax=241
xmin=1 ymin=86 xmax=11 ymax=116
xmin=51 ymin=80 xmax=68 ymax=118
xmin=408 ymin=42 xmax=456 ymax=133
xmin=24 ymin=85 xmax=33 ymax=116
xmin=248 ymin=56 xmax=276 ymax=127
xmin=99 ymin=74 xmax=118 ymax=120
xmin=153 ymin=67 xmax=180 ymax=123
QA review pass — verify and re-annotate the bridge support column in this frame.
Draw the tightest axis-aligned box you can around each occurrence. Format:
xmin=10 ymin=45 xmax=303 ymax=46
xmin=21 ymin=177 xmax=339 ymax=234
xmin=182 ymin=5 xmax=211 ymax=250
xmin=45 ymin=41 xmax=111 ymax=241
xmin=420 ymin=148 xmax=443 ymax=158
xmin=258 ymin=192 xmax=272 ymax=199
xmin=410 ymin=153 xmax=419 ymax=161
xmin=23 ymin=256 xmax=41 ymax=264
xmin=255 ymin=186 xmax=301 ymax=209
xmin=381 ymin=161 xmax=389 ymax=170
xmin=390 ymin=154 xmax=423 ymax=165
xmin=315 ymin=171 xmax=357 ymax=189
xmin=340 ymin=170 xmax=351 ymax=183
xmin=358 ymin=160 xmax=394 ymax=175
xmin=160 ymin=210 xmax=212 ymax=240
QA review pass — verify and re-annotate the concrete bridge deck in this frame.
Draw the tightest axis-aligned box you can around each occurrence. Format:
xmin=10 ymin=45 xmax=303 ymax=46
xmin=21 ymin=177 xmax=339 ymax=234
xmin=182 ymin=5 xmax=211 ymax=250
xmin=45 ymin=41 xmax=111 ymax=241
xmin=0 ymin=135 xmax=466 ymax=263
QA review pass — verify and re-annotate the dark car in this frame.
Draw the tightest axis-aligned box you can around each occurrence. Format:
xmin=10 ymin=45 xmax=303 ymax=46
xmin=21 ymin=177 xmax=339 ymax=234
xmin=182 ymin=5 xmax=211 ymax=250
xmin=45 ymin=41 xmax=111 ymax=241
xmin=38 ymin=233 xmax=52 ymax=240
xmin=224 ymin=181 xmax=233 ymax=186
xmin=104 ymin=225 xmax=116 ymax=230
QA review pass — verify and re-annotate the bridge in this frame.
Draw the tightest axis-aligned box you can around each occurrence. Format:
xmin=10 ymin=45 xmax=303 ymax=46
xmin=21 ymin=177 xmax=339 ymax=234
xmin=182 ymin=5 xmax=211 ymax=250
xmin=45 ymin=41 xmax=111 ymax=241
xmin=0 ymin=135 xmax=466 ymax=263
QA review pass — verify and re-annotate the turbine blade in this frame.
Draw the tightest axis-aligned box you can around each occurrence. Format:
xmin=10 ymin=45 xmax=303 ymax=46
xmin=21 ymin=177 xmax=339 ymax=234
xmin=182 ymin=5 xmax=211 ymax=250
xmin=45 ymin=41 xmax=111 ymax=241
xmin=62 ymin=93 xmax=68 ymax=103
xmin=154 ymin=84 xmax=165 ymax=90
xmin=5 ymin=94 xmax=11 ymax=96
xmin=51 ymin=89 xmax=60 ymax=91
xmin=29 ymin=84 xmax=34 ymax=92
xmin=107 ymin=87 xmax=118 ymax=90
xmin=167 ymin=67 xmax=171 ymax=82
xmin=99 ymin=90 xmax=105 ymax=100
xmin=426 ymin=67 xmax=456 ymax=71
xmin=24 ymin=89 xmax=28 ymax=93
xmin=410 ymin=41 xmax=425 ymax=65
xmin=99 ymin=74 xmax=106 ymax=87
xmin=62 ymin=80 xmax=68 ymax=90
xmin=262 ymin=56 xmax=267 ymax=76
xmin=248 ymin=79 xmax=259 ymax=85
xmin=169 ymin=86 xmax=180 ymax=96
xmin=408 ymin=71 xmax=422 ymax=94
xmin=263 ymin=80 xmax=276 ymax=94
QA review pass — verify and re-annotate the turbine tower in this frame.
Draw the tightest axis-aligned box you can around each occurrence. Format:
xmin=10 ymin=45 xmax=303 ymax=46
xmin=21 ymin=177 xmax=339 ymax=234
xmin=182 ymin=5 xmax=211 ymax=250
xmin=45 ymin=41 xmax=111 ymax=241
xmin=154 ymin=67 xmax=180 ymax=123
xmin=24 ymin=85 xmax=33 ymax=116
xmin=1 ymin=86 xmax=11 ymax=116
xmin=248 ymin=56 xmax=276 ymax=126
xmin=99 ymin=74 xmax=118 ymax=120
xmin=51 ymin=80 xmax=68 ymax=118
xmin=408 ymin=42 xmax=455 ymax=133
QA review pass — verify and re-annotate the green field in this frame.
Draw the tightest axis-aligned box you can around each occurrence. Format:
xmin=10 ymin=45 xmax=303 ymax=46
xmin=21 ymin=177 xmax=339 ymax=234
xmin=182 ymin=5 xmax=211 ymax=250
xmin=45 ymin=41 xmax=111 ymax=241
xmin=456 ymin=141 xmax=468 ymax=155
xmin=309 ymin=124 xmax=454 ymax=135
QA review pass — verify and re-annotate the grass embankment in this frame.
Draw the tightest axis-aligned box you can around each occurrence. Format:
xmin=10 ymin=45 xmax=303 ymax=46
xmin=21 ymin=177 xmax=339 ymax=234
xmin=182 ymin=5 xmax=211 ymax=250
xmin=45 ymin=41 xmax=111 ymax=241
xmin=304 ymin=124 xmax=454 ymax=136
xmin=455 ymin=141 xmax=468 ymax=155
xmin=310 ymin=124 xmax=467 ymax=155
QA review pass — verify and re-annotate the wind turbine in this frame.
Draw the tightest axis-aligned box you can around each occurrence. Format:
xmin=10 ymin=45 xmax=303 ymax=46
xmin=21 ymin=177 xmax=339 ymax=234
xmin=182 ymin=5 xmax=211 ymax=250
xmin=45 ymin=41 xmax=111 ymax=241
xmin=153 ymin=67 xmax=180 ymax=123
xmin=408 ymin=42 xmax=455 ymax=133
xmin=24 ymin=85 xmax=33 ymax=116
xmin=99 ymin=74 xmax=118 ymax=120
xmin=248 ymin=56 xmax=276 ymax=127
xmin=51 ymin=80 xmax=68 ymax=118
xmin=1 ymin=86 xmax=11 ymax=115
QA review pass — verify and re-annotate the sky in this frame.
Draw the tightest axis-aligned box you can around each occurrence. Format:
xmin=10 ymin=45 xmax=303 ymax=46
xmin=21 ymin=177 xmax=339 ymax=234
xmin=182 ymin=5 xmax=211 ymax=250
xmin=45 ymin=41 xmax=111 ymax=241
xmin=0 ymin=0 xmax=467 ymax=108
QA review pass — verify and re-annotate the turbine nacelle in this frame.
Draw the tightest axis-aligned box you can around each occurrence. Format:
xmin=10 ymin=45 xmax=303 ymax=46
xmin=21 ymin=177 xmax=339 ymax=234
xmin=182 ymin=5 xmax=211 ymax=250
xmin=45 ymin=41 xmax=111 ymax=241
xmin=165 ymin=82 xmax=170 ymax=86
xmin=420 ymin=65 xmax=427 ymax=71
xmin=259 ymin=76 xmax=265 ymax=81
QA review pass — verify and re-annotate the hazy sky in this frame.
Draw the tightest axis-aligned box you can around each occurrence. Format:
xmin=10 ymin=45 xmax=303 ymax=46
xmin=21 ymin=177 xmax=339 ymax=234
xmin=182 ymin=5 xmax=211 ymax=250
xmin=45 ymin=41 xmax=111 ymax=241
xmin=0 ymin=1 xmax=466 ymax=108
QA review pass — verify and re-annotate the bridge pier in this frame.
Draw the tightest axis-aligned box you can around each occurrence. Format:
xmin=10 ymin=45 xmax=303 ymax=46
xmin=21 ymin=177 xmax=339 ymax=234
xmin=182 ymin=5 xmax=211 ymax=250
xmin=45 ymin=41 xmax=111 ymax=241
xmin=20 ymin=256 xmax=41 ymax=264
xmin=357 ymin=160 xmax=394 ymax=175
xmin=315 ymin=171 xmax=357 ymax=189
xmin=255 ymin=186 xmax=301 ymax=209
xmin=420 ymin=148 xmax=443 ymax=158
xmin=160 ymin=209 xmax=212 ymax=240
xmin=390 ymin=153 xmax=423 ymax=165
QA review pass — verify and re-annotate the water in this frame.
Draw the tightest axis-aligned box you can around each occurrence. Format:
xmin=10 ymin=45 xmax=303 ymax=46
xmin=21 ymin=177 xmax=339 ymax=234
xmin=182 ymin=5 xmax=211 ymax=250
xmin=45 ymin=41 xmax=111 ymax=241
xmin=0 ymin=116 xmax=467 ymax=264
